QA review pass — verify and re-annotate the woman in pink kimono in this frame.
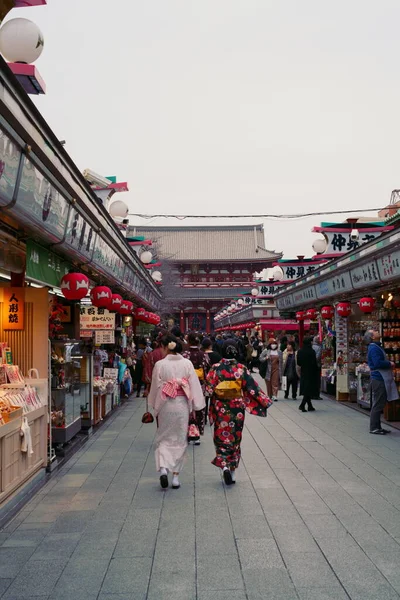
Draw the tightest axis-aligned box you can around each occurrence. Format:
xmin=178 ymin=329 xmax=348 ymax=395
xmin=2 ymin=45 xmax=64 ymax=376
xmin=148 ymin=334 xmax=205 ymax=490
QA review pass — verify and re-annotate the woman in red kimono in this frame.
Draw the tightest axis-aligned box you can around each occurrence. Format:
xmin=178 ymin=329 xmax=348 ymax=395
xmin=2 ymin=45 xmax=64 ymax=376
xmin=206 ymin=338 xmax=272 ymax=485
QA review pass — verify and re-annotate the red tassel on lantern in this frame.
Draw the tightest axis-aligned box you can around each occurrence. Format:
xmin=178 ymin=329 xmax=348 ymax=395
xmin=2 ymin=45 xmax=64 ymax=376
xmin=108 ymin=294 xmax=123 ymax=311
xmin=336 ymin=302 xmax=352 ymax=317
xmin=296 ymin=311 xmax=305 ymax=321
xmin=306 ymin=308 xmax=318 ymax=320
xmin=321 ymin=305 xmax=334 ymax=319
xmin=359 ymin=297 xmax=375 ymax=313
xmin=90 ymin=286 xmax=112 ymax=308
xmin=119 ymin=300 xmax=133 ymax=315
xmin=61 ymin=273 xmax=89 ymax=301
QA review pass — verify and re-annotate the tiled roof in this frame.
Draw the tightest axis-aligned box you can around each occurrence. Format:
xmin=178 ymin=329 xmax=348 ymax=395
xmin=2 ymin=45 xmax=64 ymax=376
xmin=129 ymin=225 xmax=282 ymax=262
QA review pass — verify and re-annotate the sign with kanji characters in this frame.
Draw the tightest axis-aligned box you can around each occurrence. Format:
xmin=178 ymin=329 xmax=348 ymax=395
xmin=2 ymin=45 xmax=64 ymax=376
xmin=377 ymin=250 xmax=400 ymax=281
xmin=26 ymin=240 xmax=72 ymax=287
xmin=324 ymin=231 xmax=380 ymax=255
xmin=80 ymin=306 xmax=115 ymax=330
xmin=282 ymin=264 xmax=317 ymax=280
xmin=95 ymin=330 xmax=115 ymax=345
xmin=350 ymin=261 xmax=380 ymax=288
xmin=316 ymin=272 xmax=353 ymax=298
xmin=2 ymin=288 xmax=24 ymax=330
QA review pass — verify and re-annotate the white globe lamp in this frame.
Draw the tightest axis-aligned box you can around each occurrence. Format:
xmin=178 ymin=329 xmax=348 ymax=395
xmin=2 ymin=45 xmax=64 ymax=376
xmin=251 ymin=288 xmax=258 ymax=297
xmin=237 ymin=298 xmax=244 ymax=306
xmin=151 ymin=270 xmax=162 ymax=282
xmin=0 ymin=19 xmax=44 ymax=64
xmin=272 ymin=267 xmax=284 ymax=281
xmin=312 ymin=237 xmax=328 ymax=255
xmin=109 ymin=200 xmax=129 ymax=219
xmin=140 ymin=251 xmax=153 ymax=264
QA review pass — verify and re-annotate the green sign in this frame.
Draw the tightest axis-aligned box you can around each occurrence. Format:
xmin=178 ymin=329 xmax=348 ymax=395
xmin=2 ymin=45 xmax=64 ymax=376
xmin=26 ymin=240 xmax=72 ymax=287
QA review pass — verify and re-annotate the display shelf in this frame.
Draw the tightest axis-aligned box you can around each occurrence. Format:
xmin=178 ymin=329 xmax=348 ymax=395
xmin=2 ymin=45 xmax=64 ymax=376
xmin=52 ymin=415 xmax=81 ymax=444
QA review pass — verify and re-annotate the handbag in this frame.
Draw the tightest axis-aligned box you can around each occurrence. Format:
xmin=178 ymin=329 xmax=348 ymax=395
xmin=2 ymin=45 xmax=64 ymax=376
xmin=188 ymin=420 xmax=200 ymax=441
xmin=141 ymin=397 xmax=154 ymax=424
xmin=281 ymin=376 xmax=287 ymax=392
xmin=251 ymin=349 xmax=258 ymax=358
xmin=258 ymin=361 xmax=268 ymax=378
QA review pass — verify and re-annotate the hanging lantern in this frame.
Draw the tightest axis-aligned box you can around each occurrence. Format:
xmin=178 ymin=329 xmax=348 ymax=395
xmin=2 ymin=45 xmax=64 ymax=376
xmin=90 ymin=286 xmax=112 ymax=308
xmin=60 ymin=272 xmax=89 ymax=301
xmin=251 ymin=288 xmax=258 ymax=297
xmin=359 ymin=297 xmax=375 ymax=314
xmin=392 ymin=295 xmax=400 ymax=308
xmin=135 ymin=307 xmax=146 ymax=320
xmin=237 ymin=298 xmax=244 ymax=306
xmin=320 ymin=305 xmax=334 ymax=319
xmin=306 ymin=308 xmax=318 ymax=320
xmin=107 ymin=293 xmax=123 ymax=311
xmin=336 ymin=302 xmax=352 ymax=317
xmin=296 ymin=311 xmax=305 ymax=321
xmin=140 ymin=251 xmax=152 ymax=264
xmin=119 ymin=300 xmax=133 ymax=315
xmin=312 ymin=237 xmax=328 ymax=255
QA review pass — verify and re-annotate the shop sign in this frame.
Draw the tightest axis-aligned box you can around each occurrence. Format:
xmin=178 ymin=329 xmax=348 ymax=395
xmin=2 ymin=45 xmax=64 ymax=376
xmin=80 ymin=330 xmax=93 ymax=338
xmin=323 ymin=230 xmax=381 ymax=255
xmin=258 ymin=285 xmax=283 ymax=297
xmin=95 ymin=330 xmax=115 ymax=345
xmin=275 ymin=294 xmax=294 ymax=310
xmin=103 ymin=367 xmax=119 ymax=380
xmin=350 ymin=260 xmax=380 ymax=288
xmin=377 ymin=250 xmax=400 ymax=281
xmin=92 ymin=235 xmax=125 ymax=282
xmin=0 ymin=129 xmax=21 ymax=207
xmin=80 ymin=306 xmax=115 ymax=330
xmin=335 ymin=313 xmax=348 ymax=376
xmin=291 ymin=285 xmax=317 ymax=306
xmin=2 ymin=288 xmax=24 ymax=330
xmin=316 ymin=272 xmax=352 ymax=298
xmin=26 ymin=240 xmax=72 ymax=287
xmin=63 ymin=208 xmax=95 ymax=261
xmin=281 ymin=264 xmax=317 ymax=281
xmin=15 ymin=157 xmax=70 ymax=242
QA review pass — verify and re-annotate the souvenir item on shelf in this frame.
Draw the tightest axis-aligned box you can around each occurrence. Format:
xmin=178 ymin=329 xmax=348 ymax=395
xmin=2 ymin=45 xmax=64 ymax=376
xmin=5 ymin=349 xmax=12 ymax=365
xmin=5 ymin=365 xmax=24 ymax=383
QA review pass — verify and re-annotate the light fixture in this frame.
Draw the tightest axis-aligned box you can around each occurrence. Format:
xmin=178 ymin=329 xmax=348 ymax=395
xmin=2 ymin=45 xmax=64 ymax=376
xmin=151 ymin=271 xmax=162 ymax=282
xmin=251 ymin=288 xmax=258 ymax=296
xmin=350 ymin=228 xmax=359 ymax=242
xmin=272 ymin=267 xmax=284 ymax=281
xmin=140 ymin=251 xmax=153 ymax=264
xmin=82 ymin=169 xmax=113 ymax=188
xmin=312 ymin=237 xmax=328 ymax=254
xmin=109 ymin=200 xmax=129 ymax=219
xmin=0 ymin=18 xmax=44 ymax=64
xmin=237 ymin=298 xmax=244 ymax=305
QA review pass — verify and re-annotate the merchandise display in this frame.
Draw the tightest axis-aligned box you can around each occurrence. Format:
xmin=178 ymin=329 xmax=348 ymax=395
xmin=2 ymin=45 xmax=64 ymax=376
xmin=348 ymin=316 xmax=379 ymax=401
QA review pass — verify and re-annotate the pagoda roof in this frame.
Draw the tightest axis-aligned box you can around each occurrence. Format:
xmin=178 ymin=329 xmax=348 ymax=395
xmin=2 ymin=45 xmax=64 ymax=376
xmin=130 ymin=224 xmax=282 ymax=263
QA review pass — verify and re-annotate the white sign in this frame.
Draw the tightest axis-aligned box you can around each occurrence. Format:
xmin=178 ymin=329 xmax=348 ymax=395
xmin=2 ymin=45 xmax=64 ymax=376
xmin=95 ymin=330 xmax=115 ymax=345
xmin=324 ymin=231 xmax=380 ymax=255
xmin=350 ymin=261 xmax=380 ymax=288
xmin=103 ymin=368 xmax=119 ymax=380
xmin=377 ymin=250 xmax=400 ymax=281
xmin=80 ymin=306 xmax=115 ymax=330
xmin=316 ymin=272 xmax=353 ymax=298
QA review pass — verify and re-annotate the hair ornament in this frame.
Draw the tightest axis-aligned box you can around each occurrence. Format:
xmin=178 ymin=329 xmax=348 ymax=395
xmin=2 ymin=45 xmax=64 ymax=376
xmin=168 ymin=341 xmax=177 ymax=350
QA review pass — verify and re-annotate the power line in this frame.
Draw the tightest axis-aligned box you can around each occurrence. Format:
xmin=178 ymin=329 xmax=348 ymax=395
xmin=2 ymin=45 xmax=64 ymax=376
xmin=128 ymin=207 xmax=386 ymax=220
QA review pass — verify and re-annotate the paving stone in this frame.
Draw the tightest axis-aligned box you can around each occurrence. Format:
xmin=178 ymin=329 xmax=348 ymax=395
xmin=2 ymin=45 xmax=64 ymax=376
xmin=101 ymin=557 xmax=152 ymax=596
xmin=51 ymin=510 xmax=94 ymax=533
xmin=29 ymin=532 xmax=81 ymax=561
xmin=0 ymin=547 xmax=36 ymax=577
xmin=296 ymin=587 xmax=351 ymax=600
xmin=3 ymin=559 xmax=65 ymax=598
xmin=1 ymin=528 xmax=47 ymax=548
xmin=50 ymin=557 xmax=109 ymax=596
xmin=197 ymin=553 xmax=244 ymax=591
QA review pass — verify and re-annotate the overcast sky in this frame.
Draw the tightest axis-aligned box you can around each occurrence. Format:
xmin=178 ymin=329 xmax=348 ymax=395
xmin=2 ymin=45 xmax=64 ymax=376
xmin=10 ymin=0 xmax=400 ymax=258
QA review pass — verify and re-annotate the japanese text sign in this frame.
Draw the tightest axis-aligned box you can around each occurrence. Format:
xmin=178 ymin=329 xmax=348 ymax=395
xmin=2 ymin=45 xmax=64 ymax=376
xmin=324 ymin=231 xmax=380 ymax=255
xmin=80 ymin=306 xmax=115 ymax=330
xmin=350 ymin=261 xmax=380 ymax=288
xmin=2 ymin=288 xmax=24 ymax=330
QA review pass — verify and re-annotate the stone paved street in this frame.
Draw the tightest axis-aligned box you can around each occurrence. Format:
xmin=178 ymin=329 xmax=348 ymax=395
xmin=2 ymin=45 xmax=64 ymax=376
xmin=2 ymin=389 xmax=400 ymax=599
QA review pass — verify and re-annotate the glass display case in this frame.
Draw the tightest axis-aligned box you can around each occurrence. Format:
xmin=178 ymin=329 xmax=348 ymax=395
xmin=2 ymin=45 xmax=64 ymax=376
xmin=357 ymin=367 xmax=371 ymax=408
xmin=348 ymin=316 xmax=379 ymax=402
xmin=51 ymin=340 xmax=92 ymax=444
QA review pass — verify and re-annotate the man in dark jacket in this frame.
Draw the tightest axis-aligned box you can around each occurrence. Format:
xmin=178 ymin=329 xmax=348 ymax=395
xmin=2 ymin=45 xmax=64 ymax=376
xmin=366 ymin=329 xmax=394 ymax=435
xmin=296 ymin=337 xmax=318 ymax=412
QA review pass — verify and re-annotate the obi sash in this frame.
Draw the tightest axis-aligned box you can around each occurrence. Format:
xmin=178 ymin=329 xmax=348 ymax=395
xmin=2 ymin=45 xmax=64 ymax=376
xmin=162 ymin=377 xmax=190 ymax=399
xmin=214 ymin=379 xmax=242 ymax=399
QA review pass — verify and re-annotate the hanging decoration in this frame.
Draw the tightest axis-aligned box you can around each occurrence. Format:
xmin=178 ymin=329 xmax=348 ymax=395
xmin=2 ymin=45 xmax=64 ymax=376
xmin=359 ymin=297 xmax=375 ymax=314
xmin=108 ymin=293 xmax=123 ymax=311
xmin=119 ymin=300 xmax=133 ymax=315
xmin=305 ymin=308 xmax=318 ymax=320
xmin=135 ymin=307 xmax=146 ymax=320
xmin=320 ymin=305 xmax=334 ymax=319
xmin=90 ymin=286 xmax=112 ymax=308
xmin=296 ymin=311 xmax=305 ymax=321
xmin=336 ymin=302 xmax=352 ymax=317
xmin=60 ymin=272 xmax=89 ymax=301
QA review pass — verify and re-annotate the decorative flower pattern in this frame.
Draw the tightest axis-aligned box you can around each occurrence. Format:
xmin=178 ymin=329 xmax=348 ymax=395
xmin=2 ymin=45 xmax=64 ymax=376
xmin=206 ymin=359 xmax=271 ymax=469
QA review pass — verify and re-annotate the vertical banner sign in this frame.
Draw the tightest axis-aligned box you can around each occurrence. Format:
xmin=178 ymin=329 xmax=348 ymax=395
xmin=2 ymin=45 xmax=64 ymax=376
xmin=3 ymin=288 xmax=25 ymax=330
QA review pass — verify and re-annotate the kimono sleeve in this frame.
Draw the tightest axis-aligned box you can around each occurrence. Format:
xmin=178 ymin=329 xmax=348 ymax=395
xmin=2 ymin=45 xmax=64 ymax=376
xmin=187 ymin=361 xmax=206 ymax=411
xmin=206 ymin=365 xmax=219 ymax=396
xmin=148 ymin=360 xmax=162 ymax=410
xmin=241 ymin=366 xmax=272 ymax=417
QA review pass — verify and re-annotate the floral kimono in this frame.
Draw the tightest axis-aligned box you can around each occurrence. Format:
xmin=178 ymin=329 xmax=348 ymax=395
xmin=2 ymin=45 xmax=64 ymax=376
xmin=206 ymin=359 xmax=272 ymax=469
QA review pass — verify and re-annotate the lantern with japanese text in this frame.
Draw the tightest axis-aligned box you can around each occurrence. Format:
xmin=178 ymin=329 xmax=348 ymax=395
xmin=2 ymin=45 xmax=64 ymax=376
xmin=336 ymin=302 xmax=352 ymax=317
xmin=296 ymin=311 xmax=305 ymax=321
xmin=306 ymin=308 xmax=318 ymax=320
xmin=359 ymin=297 xmax=375 ymax=314
xmin=90 ymin=286 xmax=112 ymax=308
xmin=321 ymin=305 xmax=334 ymax=319
xmin=60 ymin=272 xmax=89 ymax=301
xmin=108 ymin=293 xmax=123 ymax=311
xmin=119 ymin=300 xmax=133 ymax=315
xmin=135 ymin=307 xmax=146 ymax=321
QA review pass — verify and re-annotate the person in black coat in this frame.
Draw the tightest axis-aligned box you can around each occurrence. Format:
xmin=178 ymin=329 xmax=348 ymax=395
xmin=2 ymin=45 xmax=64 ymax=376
xmin=296 ymin=337 xmax=319 ymax=412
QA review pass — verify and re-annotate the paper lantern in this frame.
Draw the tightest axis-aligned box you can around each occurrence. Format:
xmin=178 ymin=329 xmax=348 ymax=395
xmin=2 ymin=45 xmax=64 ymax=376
xmin=90 ymin=286 xmax=112 ymax=308
xmin=140 ymin=251 xmax=152 ymax=264
xmin=108 ymin=293 xmax=122 ymax=311
xmin=119 ymin=300 xmax=133 ymax=315
xmin=151 ymin=271 xmax=162 ymax=282
xmin=109 ymin=200 xmax=128 ymax=218
xmin=321 ymin=305 xmax=334 ymax=319
xmin=251 ymin=288 xmax=258 ymax=296
xmin=306 ymin=308 xmax=318 ymax=320
xmin=296 ymin=311 xmax=305 ymax=321
xmin=336 ymin=302 xmax=352 ymax=317
xmin=359 ymin=297 xmax=375 ymax=314
xmin=135 ymin=307 xmax=146 ymax=320
xmin=312 ymin=237 xmax=328 ymax=254
xmin=60 ymin=273 xmax=89 ymax=301
xmin=0 ymin=18 xmax=44 ymax=64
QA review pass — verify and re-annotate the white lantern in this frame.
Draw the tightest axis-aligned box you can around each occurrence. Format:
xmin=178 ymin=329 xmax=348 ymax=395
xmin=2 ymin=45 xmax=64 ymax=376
xmin=151 ymin=270 xmax=162 ymax=282
xmin=109 ymin=200 xmax=128 ymax=219
xmin=0 ymin=18 xmax=44 ymax=64
xmin=230 ymin=303 xmax=236 ymax=309
xmin=140 ymin=251 xmax=153 ymax=264
xmin=312 ymin=237 xmax=328 ymax=254
xmin=251 ymin=288 xmax=258 ymax=296
xmin=272 ymin=267 xmax=284 ymax=281
xmin=237 ymin=298 xmax=244 ymax=305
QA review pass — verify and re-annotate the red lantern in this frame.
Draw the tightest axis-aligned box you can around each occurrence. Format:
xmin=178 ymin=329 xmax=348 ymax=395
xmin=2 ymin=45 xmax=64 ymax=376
xmin=336 ymin=302 xmax=352 ymax=317
xmin=61 ymin=272 xmax=89 ymax=301
xmin=135 ymin=307 xmax=146 ymax=321
xmin=359 ymin=297 xmax=375 ymax=314
xmin=392 ymin=296 xmax=400 ymax=308
xmin=296 ymin=311 xmax=305 ymax=321
xmin=90 ymin=286 xmax=112 ymax=308
xmin=119 ymin=300 xmax=133 ymax=315
xmin=108 ymin=293 xmax=123 ymax=311
xmin=142 ymin=311 xmax=150 ymax=323
xmin=306 ymin=308 xmax=318 ymax=320
xmin=321 ymin=305 xmax=334 ymax=319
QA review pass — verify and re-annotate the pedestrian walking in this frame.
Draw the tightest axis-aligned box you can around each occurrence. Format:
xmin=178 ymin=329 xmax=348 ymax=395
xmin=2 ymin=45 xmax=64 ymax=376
xmin=133 ymin=338 xmax=146 ymax=397
xmin=365 ymin=329 xmax=398 ymax=434
xmin=148 ymin=334 xmax=205 ymax=490
xmin=259 ymin=338 xmax=282 ymax=401
xmin=183 ymin=333 xmax=209 ymax=443
xmin=206 ymin=339 xmax=272 ymax=485
xmin=296 ymin=337 xmax=318 ymax=412
xmin=312 ymin=335 xmax=323 ymax=399
xmin=201 ymin=337 xmax=221 ymax=424
xmin=281 ymin=342 xmax=298 ymax=399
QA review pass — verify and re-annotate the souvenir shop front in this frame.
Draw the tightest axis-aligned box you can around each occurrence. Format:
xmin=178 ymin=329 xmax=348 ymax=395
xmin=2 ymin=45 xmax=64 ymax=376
xmin=275 ymin=228 xmax=400 ymax=420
